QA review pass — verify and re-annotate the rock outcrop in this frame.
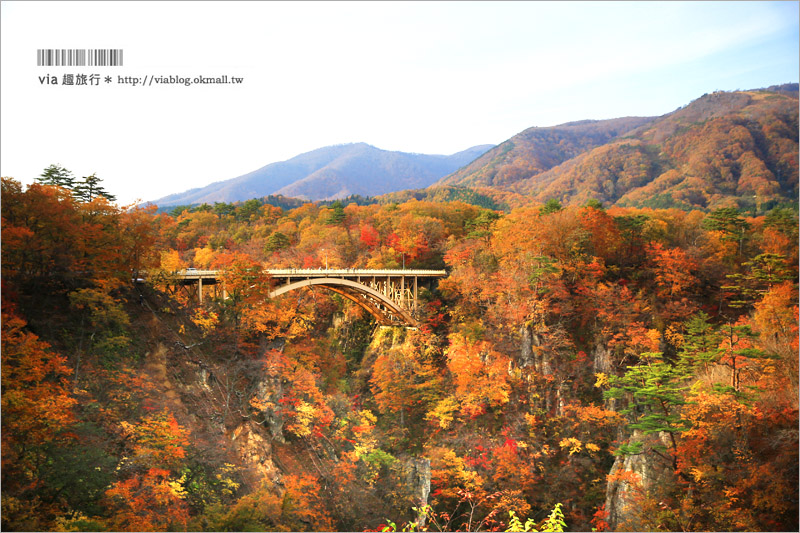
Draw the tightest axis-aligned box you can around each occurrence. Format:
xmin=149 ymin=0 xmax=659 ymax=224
xmin=604 ymin=430 xmax=675 ymax=531
xmin=230 ymin=421 xmax=283 ymax=489
xmin=403 ymin=457 xmax=431 ymax=526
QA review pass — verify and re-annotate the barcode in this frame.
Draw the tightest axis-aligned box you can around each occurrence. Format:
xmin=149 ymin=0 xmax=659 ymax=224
xmin=37 ymin=49 xmax=123 ymax=67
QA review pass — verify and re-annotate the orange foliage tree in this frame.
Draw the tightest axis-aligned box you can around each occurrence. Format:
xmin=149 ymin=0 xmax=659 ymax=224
xmin=103 ymin=467 xmax=190 ymax=532
xmin=1 ymin=303 xmax=77 ymax=495
xmin=445 ymin=335 xmax=511 ymax=418
xmin=103 ymin=410 xmax=192 ymax=531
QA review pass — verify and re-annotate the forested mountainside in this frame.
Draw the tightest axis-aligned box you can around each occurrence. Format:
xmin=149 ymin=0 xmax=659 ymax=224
xmin=151 ymin=143 xmax=494 ymax=206
xmin=2 ymin=172 xmax=798 ymax=532
xmin=437 ymin=117 xmax=656 ymax=188
xmin=438 ymin=86 xmax=798 ymax=213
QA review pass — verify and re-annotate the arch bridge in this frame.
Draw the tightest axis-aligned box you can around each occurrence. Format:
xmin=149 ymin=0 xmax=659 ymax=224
xmin=171 ymin=268 xmax=447 ymax=327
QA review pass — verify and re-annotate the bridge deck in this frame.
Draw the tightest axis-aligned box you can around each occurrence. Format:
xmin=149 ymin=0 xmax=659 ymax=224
xmin=176 ymin=268 xmax=447 ymax=279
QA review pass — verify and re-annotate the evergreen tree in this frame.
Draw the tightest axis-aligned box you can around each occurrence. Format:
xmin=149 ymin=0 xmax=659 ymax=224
xmin=37 ymin=164 xmax=75 ymax=189
xmin=465 ymin=209 xmax=501 ymax=241
xmin=213 ymin=202 xmax=235 ymax=217
xmin=540 ymin=198 xmax=563 ymax=215
xmin=265 ymin=232 xmax=290 ymax=252
xmin=763 ymin=207 xmax=799 ymax=241
xmin=723 ymin=253 xmax=794 ymax=308
xmin=717 ymin=320 xmax=769 ymax=393
xmin=72 ymin=173 xmax=116 ymax=203
xmin=326 ymin=200 xmax=346 ymax=225
xmin=604 ymin=352 xmax=691 ymax=464
xmin=584 ymin=198 xmax=604 ymax=210
xmin=703 ymin=207 xmax=749 ymax=253
xmin=237 ymin=199 xmax=262 ymax=221
xmin=677 ymin=312 xmax=723 ymax=375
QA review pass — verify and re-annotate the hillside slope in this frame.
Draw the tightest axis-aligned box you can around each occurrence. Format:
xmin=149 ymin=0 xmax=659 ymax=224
xmin=438 ymin=85 xmax=799 ymax=212
xmin=437 ymin=117 xmax=655 ymax=189
xmin=151 ymin=143 xmax=493 ymax=206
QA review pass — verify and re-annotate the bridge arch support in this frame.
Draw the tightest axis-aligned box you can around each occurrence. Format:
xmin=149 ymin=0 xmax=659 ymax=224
xmin=269 ymin=277 xmax=417 ymax=326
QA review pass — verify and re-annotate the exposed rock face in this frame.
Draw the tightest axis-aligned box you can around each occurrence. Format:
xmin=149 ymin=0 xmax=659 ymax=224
xmin=230 ymin=421 xmax=282 ymax=489
xmin=403 ymin=458 xmax=431 ymax=525
xmin=519 ymin=324 xmax=551 ymax=374
xmin=197 ymin=367 xmax=213 ymax=391
xmin=253 ymin=375 xmax=285 ymax=442
xmin=357 ymin=326 xmax=408 ymax=386
xmin=519 ymin=324 xmax=565 ymax=415
xmin=592 ymin=342 xmax=613 ymax=374
xmin=604 ymin=430 xmax=675 ymax=531
xmin=519 ymin=325 xmax=534 ymax=368
xmin=593 ymin=343 xmax=618 ymax=412
xmin=144 ymin=344 xmax=183 ymax=408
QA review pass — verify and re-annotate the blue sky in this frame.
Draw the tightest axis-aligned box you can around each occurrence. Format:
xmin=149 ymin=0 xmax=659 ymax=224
xmin=1 ymin=1 xmax=798 ymax=204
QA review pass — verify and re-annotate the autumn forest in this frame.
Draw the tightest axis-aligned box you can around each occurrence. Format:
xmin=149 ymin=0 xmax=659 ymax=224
xmin=2 ymin=89 xmax=799 ymax=532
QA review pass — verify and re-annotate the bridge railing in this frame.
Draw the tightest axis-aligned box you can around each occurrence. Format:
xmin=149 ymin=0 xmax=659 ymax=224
xmin=173 ymin=268 xmax=447 ymax=277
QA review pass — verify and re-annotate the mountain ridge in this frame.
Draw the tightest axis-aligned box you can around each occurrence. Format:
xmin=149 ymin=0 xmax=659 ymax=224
xmin=436 ymin=84 xmax=799 ymax=212
xmin=436 ymin=116 xmax=657 ymax=189
xmin=150 ymin=143 xmax=494 ymax=206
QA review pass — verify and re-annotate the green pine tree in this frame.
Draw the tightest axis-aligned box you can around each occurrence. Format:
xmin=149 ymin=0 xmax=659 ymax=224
xmin=37 ymin=164 xmax=75 ymax=189
xmin=326 ymin=200 xmax=346 ymax=225
xmin=604 ymin=352 xmax=691 ymax=464
xmin=703 ymin=207 xmax=750 ymax=254
xmin=265 ymin=232 xmax=290 ymax=252
xmin=717 ymin=320 xmax=769 ymax=394
xmin=540 ymin=198 xmax=563 ymax=215
xmin=677 ymin=312 xmax=723 ymax=375
xmin=72 ymin=173 xmax=116 ymax=203
xmin=723 ymin=253 xmax=793 ymax=308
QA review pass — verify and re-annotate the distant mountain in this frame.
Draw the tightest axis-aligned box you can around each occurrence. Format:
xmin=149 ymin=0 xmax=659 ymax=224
xmin=151 ymin=143 xmax=493 ymax=206
xmin=437 ymin=117 xmax=656 ymax=188
xmin=437 ymin=84 xmax=799 ymax=212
